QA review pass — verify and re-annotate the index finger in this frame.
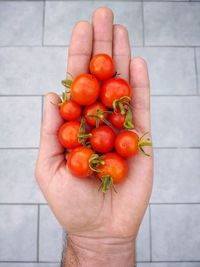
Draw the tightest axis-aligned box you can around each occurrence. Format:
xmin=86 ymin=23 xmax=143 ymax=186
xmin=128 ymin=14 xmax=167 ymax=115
xmin=67 ymin=21 xmax=93 ymax=76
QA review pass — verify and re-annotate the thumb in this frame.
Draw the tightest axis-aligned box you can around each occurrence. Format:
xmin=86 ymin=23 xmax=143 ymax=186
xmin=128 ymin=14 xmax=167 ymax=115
xmin=38 ymin=92 xmax=64 ymax=163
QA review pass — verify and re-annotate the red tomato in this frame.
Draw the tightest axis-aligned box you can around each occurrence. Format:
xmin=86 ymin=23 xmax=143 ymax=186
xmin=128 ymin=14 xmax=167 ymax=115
xmin=58 ymin=121 xmax=81 ymax=149
xmin=90 ymin=125 xmax=115 ymax=153
xmin=71 ymin=74 xmax=100 ymax=106
xmin=83 ymin=101 xmax=108 ymax=127
xmin=67 ymin=146 xmax=94 ymax=178
xmin=97 ymin=153 xmax=128 ymax=192
xmin=100 ymin=78 xmax=131 ymax=108
xmin=109 ymin=108 xmax=126 ymax=129
xmin=89 ymin=54 xmax=115 ymax=81
xmin=59 ymin=100 xmax=81 ymax=121
xmin=115 ymin=131 xmax=139 ymax=158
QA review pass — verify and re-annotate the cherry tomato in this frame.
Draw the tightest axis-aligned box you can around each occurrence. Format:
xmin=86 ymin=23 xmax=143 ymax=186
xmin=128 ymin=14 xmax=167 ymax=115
xmin=59 ymin=100 xmax=81 ymax=121
xmin=58 ymin=121 xmax=81 ymax=149
xmin=109 ymin=108 xmax=126 ymax=129
xmin=115 ymin=130 xmax=139 ymax=158
xmin=71 ymin=74 xmax=100 ymax=106
xmin=89 ymin=54 xmax=115 ymax=81
xmin=83 ymin=101 xmax=108 ymax=127
xmin=100 ymin=78 xmax=131 ymax=108
xmin=90 ymin=125 xmax=115 ymax=153
xmin=67 ymin=146 xmax=94 ymax=178
xmin=97 ymin=153 xmax=128 ymax=192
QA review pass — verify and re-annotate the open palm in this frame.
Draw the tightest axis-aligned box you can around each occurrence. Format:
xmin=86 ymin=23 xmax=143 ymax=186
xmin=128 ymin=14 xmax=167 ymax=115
xmin=36 ymin=7 xmax=153 ymax=245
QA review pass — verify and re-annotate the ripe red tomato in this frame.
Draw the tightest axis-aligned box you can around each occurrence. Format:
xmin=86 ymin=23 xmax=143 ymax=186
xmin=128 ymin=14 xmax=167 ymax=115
xmin=97 ymin=153 xmax=128 ymax=192
xmin=115 ymin=131 xmax=139 ymax=158
xmin=71 ymin=74 xmax=100 ymax=106
xmin=90 ymin=125 xmax=115 ymax=153
xmin=67 ymin=146 xmax=94 ymax=178
xmin=58 ymin=121 xmax=81 ymax=149
xmin=100 ymin=78 xmax=131 ymax=108
xmin=59 ymin=100 xmax=81 ymax=121
xmin=89 ymin=54 xmax=115 ymax=81
xmin=83 ymin=101 xmax=108 ymax=127
xmin=109 ymin=108 xmax=126 ymax=129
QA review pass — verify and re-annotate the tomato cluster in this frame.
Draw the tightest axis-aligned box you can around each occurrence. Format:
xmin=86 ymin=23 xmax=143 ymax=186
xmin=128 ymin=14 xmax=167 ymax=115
xmin=57 ymin=54 xmax=152 ymax=193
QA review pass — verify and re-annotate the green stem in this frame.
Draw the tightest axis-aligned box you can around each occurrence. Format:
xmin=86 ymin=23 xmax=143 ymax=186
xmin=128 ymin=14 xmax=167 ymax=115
xmin=118 ymin=102 xmax=125 ymax=115
xmin=78 ymin=117 xmax=91 ymax=145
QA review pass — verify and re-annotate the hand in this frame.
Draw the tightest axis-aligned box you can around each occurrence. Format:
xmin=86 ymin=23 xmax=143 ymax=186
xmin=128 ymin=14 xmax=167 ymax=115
xmin=35 ymin=7 xmax=153 ymax=267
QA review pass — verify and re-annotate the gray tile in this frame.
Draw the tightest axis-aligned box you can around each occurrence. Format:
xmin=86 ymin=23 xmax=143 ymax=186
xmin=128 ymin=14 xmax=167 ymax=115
xmin=0 ymin=1 xmax=43 ymax=45
xmin=0 ymin=264 xmax=59 ymax=267
xmin=0 ymin=47 xmax=66 ymax=95
xmin=44 ymin=1 xmax=143 ymax=45
xmin=134 ymin=47 xmax=197 ymax=95
xmin=138 ymin=264 xmax=200 ymax=267
xmin=151 ymin=97 xmax=200 ymax=147
xmin=0 ymin=97 xmax=41 ymax=147
xmin=0 ymin=205 xmax=37 ymax=261
xmin=151 ymin=204 xmax=200 ymax=261
xmin=0 ymin=149 xmax=45 ymax=203
xmin=136 ymin=207 xmax=150 ymax=261
xmin=151 ymin=149 xmax=200 ymax=203
xmin=39 ymin=205 xmax=63 ymax=262
xmin=196 ymin=48 xmax=200 ymax=94
xmin=144 ymin=2 xmax=200 ymax=46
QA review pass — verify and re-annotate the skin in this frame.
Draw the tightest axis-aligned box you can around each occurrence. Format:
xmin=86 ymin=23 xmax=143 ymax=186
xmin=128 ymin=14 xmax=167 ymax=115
xmin=35 ymin=7 xmax=153 ymax=267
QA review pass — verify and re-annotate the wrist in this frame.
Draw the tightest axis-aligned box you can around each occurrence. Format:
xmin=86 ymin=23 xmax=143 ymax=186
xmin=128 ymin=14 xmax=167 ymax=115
xmin=63 ymin=234 xmax=136 ymax=267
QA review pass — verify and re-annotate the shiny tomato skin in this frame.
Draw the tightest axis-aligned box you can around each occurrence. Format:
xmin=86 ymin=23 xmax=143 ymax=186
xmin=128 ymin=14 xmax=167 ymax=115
xmin=109 ymin=109 xmax=125 ymax=129
xmin=83 ymin=101 xmax=108 ymax=127
xmin=59 ymin=100 xmax=81 ymax=121
xmin=71 ymin=74 xmax=100 ymax=106
xmin=90 ymin=125 xmax=115 ymax=153
xmin=89 ymin=54 xmax=115 ymax=81
xmin=100 ymin=78 xmax=131 ymax=108
xmin=97 ymin=153 xmax=128 ymax=184
xmin=67 ymin=146 xmax=94 ymax=178
xmin=58 ymin=121 xmax=81 ymax=149
xmin=115 ymin=130 xmax=139 ymax=158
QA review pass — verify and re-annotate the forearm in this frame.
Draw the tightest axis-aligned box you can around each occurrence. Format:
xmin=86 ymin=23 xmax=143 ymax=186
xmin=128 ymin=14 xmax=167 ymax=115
xmin=62 ymin=234 xmax=136 ymax=267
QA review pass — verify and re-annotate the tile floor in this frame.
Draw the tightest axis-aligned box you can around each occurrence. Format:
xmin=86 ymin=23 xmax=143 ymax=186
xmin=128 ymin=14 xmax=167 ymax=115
xmin=0 ymin=1 xmax=200 ymax=266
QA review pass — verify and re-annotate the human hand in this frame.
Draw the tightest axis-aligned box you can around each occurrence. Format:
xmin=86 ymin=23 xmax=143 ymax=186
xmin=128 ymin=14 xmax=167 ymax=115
xmin=35 ymin=7 xmax=153 ymax=267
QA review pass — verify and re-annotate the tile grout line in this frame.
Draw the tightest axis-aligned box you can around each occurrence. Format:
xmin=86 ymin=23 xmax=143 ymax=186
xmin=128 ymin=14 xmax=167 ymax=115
xmin=141 ymin=0 xmax=145 ymax=47
xmin=42 ymin=0 xmax=46 ymax=46
xmin=37 ymin=204 xmax=40 ymax=262
xmin=194 ymin=47 xmax=199 ymax=95
xmin=149 ymin=204 xmax=153 ymax=262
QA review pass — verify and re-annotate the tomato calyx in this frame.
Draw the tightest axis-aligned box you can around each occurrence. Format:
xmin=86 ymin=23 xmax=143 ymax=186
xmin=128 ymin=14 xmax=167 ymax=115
xmin=61 ymin=72 xmax=74 ymax=89
xmin=89 ymin=154 xmax=105 ymax=172
xmin=123 ymin=106 xmax=134 ymax=129
xmin=113 ymin=96 xmax=131 ymax=114
xmin=112 ymin=71 xmax=120 ymax=78
xmin=78 ymin=117 xmax=92 ymax=145
xmin=85 ymin=108 xmax=113 ymax=128
xmin=138 ymin=132 xmax=152 ymax=156
xmin=99 ymin=175 xmax=117 ymax=193
xmin=113 ymin=96 xmax=134 ymax=129
xmin=61 ymin=79 xmax=72 ymax=89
